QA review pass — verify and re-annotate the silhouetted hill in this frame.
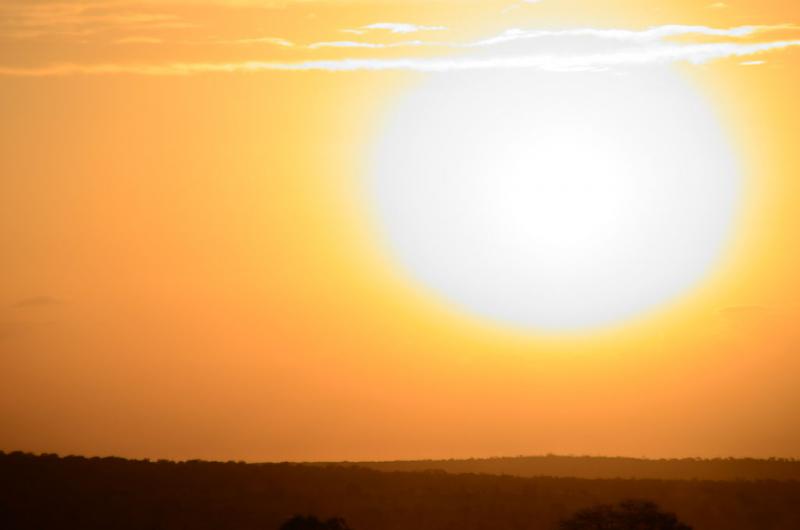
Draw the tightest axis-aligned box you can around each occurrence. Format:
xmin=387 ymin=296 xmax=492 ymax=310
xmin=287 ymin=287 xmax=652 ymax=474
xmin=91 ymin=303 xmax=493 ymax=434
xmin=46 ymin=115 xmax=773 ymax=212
xmin=2 ymin=451 xmax=800 ymax=530
xmin=331 ymin=455 xmax=800 ymax=481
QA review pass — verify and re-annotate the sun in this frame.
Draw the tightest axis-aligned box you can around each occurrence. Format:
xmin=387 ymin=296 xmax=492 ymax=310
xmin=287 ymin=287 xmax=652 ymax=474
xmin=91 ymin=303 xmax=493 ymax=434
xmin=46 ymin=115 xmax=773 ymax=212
xmin=368 ymin=67 xmax=742 ymax=332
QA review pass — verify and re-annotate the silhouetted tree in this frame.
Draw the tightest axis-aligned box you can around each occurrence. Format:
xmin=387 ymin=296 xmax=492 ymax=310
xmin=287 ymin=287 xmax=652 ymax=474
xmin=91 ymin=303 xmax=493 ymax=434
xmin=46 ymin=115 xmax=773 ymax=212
xmin=560 ymin=499 xmax=692 ymax=530
xmin=279 ymin=515 xmax=353 ymax=530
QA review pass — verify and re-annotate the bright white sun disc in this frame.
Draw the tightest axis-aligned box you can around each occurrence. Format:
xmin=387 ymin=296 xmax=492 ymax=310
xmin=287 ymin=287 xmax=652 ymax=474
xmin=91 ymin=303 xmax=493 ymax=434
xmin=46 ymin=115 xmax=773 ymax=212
xmin=369 ymin=68 xmax=741 ymax=332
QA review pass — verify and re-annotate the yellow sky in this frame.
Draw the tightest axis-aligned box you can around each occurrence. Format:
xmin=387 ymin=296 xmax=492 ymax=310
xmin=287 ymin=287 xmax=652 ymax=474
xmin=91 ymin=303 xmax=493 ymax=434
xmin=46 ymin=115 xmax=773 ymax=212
xmin=1 ymin=0 xmax=799 ymax=461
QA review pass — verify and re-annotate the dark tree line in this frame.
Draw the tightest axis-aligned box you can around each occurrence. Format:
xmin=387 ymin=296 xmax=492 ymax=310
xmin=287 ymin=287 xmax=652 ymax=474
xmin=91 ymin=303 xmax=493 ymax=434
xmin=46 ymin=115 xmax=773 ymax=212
xmin=2 ymin=452 xmax=799 ymax=530
xmin=351 ymin=455 xmax=800 ymax=481
xmin=281 ymin=501 xmax=694 ymax=530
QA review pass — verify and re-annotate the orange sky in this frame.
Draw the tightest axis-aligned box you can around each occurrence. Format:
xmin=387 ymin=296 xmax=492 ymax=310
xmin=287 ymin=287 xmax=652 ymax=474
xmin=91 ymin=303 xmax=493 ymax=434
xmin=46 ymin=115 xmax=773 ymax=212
xmin=1 ymin=0 xmax=800 ymax=461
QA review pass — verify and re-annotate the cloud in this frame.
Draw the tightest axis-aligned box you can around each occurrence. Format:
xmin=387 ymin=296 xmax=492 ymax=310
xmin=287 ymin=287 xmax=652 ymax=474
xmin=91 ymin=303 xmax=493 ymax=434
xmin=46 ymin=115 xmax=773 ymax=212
xmin=2 ymin=20 xmax=798 ymax=76
xmin=0 ymin=2 xmax=196 ymax=39
xmin=469 ymin=24 xmax=794 ymax=47
xmin=12 ymin=296 xmax=62 ymax=309
xmin=349 ymin=22 xmax=447 ymax=35
xmin=306 ymin=24 xmax=796 ymax=54
xmin=2 ymin=38 xmax=799 ymax=76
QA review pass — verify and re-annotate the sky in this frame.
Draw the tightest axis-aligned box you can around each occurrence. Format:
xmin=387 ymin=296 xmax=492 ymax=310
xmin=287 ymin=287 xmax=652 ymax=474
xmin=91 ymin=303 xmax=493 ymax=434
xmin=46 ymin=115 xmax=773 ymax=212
xmin=1 ymin=0 xmax=800 ymax=462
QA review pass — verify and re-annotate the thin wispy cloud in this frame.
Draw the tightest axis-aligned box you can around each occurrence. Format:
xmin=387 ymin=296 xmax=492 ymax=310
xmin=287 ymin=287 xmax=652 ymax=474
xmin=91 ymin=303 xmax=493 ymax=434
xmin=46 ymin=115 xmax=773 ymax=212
xmin=301 ymin=23 xmax=799 ymax=60
xmin=0 ymin=2 xmax=196 ymax=39
xmin=3 ymin=39 xmax=798 ymax=77
xmin=306 ymin=24 xmax=794 ymax=52
xmin=469 ymin=24 xmax=795 ymax=47
xmin=343 ymin=22 xmax=447 ymax=35
xmin=2 ymin=12 xmax=799 ymax=77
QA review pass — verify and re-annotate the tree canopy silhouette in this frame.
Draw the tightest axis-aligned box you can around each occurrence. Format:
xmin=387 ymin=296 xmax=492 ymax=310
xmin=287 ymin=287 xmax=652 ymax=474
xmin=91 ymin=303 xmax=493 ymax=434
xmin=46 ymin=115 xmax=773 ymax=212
xmin=279 ymin=515 xmax=353 ymax=530
xmin=3 ymin=452 xmax=799 ymax=530
xmin=560 ymin=499 xmax=692 ymax=530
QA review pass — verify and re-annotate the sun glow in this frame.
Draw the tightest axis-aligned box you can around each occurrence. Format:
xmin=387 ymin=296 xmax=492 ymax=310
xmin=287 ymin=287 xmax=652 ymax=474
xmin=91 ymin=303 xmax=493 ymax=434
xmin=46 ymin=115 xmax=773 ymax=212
xmin=369 ymin=68 xmax=742 ymax=332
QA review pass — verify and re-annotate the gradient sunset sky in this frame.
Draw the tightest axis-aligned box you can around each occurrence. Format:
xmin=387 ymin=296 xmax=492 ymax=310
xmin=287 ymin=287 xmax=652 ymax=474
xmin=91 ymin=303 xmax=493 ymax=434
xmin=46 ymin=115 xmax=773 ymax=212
xmin=1 ymin=0 xmax=800 ymax=462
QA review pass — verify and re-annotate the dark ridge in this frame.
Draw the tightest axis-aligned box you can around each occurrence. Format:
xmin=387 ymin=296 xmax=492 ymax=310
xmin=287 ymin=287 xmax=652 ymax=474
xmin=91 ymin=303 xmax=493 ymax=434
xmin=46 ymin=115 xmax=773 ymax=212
xmin=323 ymin=455 xmax=800 ymax=481
xmin=2 ymin=451 xmax=800 ymax=530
